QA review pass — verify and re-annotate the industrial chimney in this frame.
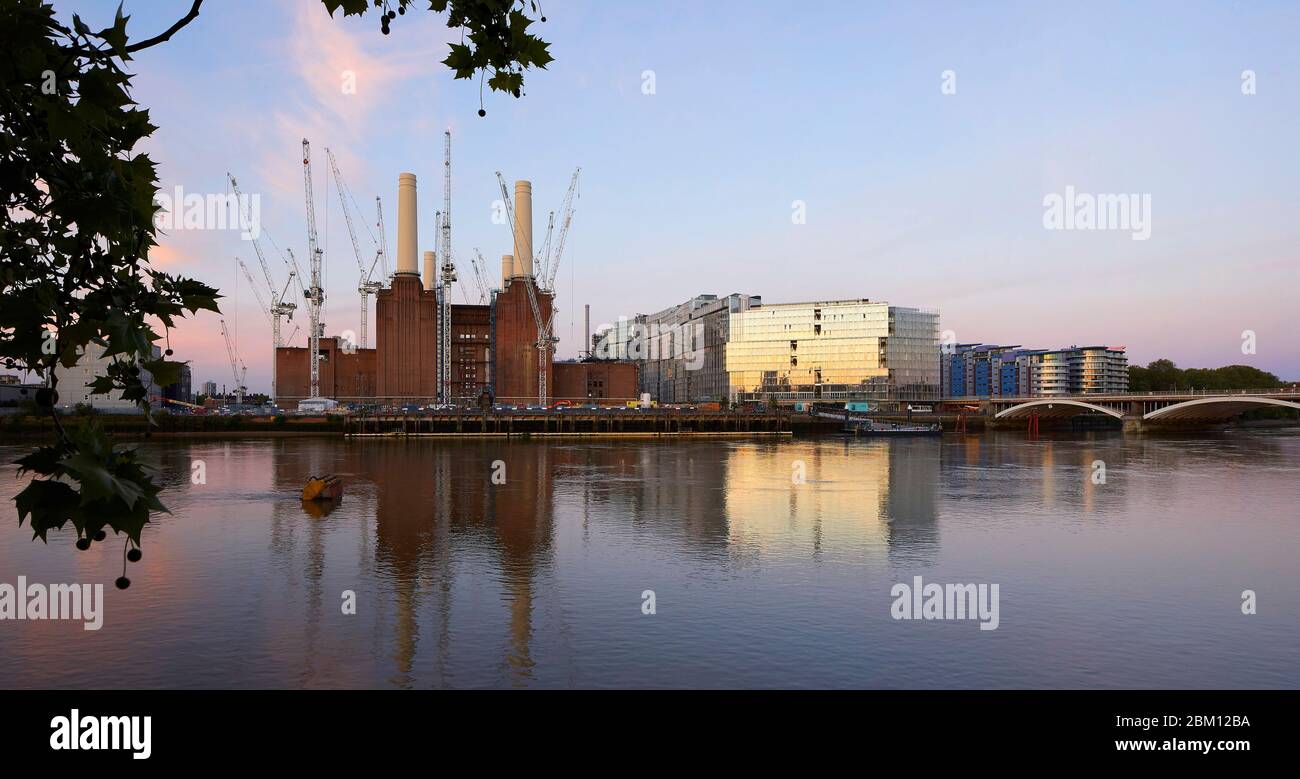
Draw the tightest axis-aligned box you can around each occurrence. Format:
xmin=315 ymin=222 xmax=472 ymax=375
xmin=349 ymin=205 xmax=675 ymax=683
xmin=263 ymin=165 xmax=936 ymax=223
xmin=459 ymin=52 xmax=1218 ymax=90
xmin=423 ymin=251 xmax=435 ymax=291
xmin=512 ymin=180 xmax=532 ymax=278
xmin=501 ymin=254 xmax=514 ymax=287
xmin=396 ymin=172 xmax=418 ymax=275
xmin=584 ymin=304 xmax=591 ymax=360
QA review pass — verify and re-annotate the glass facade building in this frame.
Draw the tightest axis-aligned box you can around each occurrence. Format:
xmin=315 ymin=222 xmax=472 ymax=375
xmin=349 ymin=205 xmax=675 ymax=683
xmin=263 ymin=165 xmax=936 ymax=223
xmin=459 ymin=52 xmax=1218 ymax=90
xmin=634 ymin=293 xmax=761 ymax=403
xmin=726 ymin=300 xmax=940 ymax=403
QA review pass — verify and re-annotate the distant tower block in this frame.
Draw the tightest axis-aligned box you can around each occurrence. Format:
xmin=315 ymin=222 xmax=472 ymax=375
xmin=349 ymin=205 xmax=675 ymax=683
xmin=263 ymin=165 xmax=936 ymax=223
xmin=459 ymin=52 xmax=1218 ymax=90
xmin=423 ymin=250 xmax=435 ymax=291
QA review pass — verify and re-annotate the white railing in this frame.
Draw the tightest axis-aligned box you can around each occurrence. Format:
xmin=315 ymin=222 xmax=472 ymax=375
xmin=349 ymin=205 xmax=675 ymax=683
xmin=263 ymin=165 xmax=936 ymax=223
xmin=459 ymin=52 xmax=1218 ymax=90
xmin=954 ymin=387 xmax=1300 ymax=402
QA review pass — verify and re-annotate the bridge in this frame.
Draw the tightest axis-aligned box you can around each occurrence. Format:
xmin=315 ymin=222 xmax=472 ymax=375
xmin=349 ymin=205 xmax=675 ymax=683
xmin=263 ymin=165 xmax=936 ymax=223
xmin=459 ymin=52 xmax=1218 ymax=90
xmin=956 ymin=388 xmax=1300 ymax=431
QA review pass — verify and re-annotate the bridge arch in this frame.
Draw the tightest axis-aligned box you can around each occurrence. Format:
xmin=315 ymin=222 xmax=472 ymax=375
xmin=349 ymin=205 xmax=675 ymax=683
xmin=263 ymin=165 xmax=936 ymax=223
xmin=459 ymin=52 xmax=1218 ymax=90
xmin=994 ymin=399 xmax=1124 ymax=420
xmin=1143 ymin=396 xmax=1300 ymax=421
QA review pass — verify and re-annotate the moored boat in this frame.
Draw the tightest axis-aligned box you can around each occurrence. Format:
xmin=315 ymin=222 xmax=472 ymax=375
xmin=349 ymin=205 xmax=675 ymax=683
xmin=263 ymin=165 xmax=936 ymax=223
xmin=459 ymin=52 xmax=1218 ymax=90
xmin=841 ymin=420 xmax=942 ymax=437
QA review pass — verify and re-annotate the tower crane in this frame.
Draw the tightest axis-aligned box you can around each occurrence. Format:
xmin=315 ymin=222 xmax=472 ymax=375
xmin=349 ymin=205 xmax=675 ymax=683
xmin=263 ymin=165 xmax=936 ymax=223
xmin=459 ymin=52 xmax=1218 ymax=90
xmin=218 ymin=318 xmax=247 ymax=406
xmin=536 ymin=211 xmax=556 ymax=288
xmin=438 ymin=129 xmax=456 ymax=403
xmin=470 ymin=249 xmax=492 ymax=304
xmin=301 ymin=139 xmax=326 ymax=400
xmin=228 ymin=174 xmax=297 ymax=404
xmin=375 ymin=195 xmax=390 ymax=283
xmin=543 ymin=169 xmax=580 ymax=294
xmin=325 ymin=147 xmax=382 ymax=349
xmin=236 ymin=257 xmax=271 ymax=322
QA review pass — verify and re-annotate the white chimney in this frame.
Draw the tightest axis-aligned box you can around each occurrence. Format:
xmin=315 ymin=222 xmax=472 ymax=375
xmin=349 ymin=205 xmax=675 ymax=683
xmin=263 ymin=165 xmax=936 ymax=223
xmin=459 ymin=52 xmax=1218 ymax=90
xmin=512 ymin=180 xmax=532 ymax=278
xmin=501 ymin=254 xmax=514 ymax=287
xmin=423 ymin=250 xmax=435 ymax=291
xmin=396 ymin=172 xmax=418 ymax=275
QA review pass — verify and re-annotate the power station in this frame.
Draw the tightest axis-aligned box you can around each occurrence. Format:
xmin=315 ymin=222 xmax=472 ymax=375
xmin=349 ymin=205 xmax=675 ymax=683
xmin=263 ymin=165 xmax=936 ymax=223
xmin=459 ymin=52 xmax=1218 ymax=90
xmin=270 ymin=133 xmax=635 ymax=409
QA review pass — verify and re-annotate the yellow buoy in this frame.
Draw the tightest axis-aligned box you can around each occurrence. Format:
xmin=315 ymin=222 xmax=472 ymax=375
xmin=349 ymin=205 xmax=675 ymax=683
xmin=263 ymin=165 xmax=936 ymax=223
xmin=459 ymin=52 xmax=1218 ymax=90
xmin=301 ymin=475 xmax=343 ymax=502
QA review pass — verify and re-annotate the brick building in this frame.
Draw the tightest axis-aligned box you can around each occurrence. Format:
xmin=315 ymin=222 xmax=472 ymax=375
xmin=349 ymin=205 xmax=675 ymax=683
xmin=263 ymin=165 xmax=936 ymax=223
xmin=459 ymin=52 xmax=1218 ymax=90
xmin=275 ymin=336 xmax=377 ymax=409
xmin=492 ymin=278 xmax=553 ymax=404
xmin=553 ymin=361 xmax=639 ymax=405
xmin=375 ymin=272 xmax=438 ymax=403
xmin=450 ymin=303 xmax=491 ymax=401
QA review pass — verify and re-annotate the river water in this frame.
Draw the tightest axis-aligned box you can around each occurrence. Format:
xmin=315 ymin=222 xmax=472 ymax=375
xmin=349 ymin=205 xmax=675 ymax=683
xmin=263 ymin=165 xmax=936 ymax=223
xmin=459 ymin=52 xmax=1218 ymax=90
xmin=0 ymin=431 xmax=1297 ymax=688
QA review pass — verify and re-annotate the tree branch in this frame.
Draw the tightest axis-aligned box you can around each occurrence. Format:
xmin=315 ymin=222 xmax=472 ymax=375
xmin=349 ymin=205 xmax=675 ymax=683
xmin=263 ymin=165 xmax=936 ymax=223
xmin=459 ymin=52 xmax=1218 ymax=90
xmin=124 ymin=0 xmax=204 ymax=54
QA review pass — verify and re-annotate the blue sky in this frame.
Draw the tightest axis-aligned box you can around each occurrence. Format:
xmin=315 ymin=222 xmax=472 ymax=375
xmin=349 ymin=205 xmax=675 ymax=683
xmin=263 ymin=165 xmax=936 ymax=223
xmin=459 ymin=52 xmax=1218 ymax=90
xmin=50 ymin=0 xmax=1300 ymax=390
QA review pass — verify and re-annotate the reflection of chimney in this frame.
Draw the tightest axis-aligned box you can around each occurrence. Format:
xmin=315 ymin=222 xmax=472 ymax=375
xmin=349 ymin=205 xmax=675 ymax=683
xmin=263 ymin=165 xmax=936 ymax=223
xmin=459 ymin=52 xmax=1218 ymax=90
xmin=396 ymin=172 xmax=418 ymax=275
xmin=423 ymin=251 xmax=435 ymax=291
xmin=501 ymin=254 xmax=513 ymax=287
xmin=512 ymin=180 xmax=532 ymax=278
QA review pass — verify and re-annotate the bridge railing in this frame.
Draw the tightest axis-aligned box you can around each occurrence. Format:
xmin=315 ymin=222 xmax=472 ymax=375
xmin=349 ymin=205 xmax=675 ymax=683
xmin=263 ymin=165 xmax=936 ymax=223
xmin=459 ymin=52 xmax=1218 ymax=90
xmin=951 ymin=387 xmax=1300 ymax=403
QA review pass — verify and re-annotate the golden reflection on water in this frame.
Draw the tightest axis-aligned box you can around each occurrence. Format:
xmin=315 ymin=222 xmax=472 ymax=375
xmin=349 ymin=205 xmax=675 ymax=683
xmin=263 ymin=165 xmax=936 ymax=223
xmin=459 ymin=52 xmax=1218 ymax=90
xmin=3 ymin=432 xmax=1296 ymax=689
xmin=260 ymin=438 xmax=946 ymax=685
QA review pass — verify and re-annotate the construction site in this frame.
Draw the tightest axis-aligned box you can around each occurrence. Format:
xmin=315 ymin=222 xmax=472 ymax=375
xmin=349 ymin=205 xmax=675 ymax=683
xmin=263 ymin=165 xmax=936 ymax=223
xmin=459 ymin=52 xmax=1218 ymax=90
xmin=228 ymin=132 xmax=638 ymax=412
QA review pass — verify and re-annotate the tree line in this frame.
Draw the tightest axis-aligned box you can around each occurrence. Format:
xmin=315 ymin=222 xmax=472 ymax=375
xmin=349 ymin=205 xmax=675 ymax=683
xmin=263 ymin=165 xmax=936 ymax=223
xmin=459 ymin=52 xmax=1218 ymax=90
xmin=1128 ymin=359 xmax=1291 ymax=392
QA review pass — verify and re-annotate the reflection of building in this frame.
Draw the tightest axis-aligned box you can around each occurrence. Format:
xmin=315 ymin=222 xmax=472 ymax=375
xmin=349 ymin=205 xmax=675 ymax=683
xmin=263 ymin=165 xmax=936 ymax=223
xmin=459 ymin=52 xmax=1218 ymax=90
xmin=636 ymin=293 xmax=760 ymax=404
xmin=727 ymin=300 xmax=940 ymax=403
xmin=724 ymin=441 xmax=892 ymax=552
xmin=257 ymin=435 xmax=960 ymax=685
xmin=883 ymin=438 xmax=940 ymax=560
xmin=941 ymin=343 xmax=1128 ymax=398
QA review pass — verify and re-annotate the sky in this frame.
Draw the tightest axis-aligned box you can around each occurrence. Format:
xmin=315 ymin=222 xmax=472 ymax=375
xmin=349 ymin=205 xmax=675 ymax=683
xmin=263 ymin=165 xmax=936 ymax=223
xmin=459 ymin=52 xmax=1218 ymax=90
xmin=32 ymin=0 xmax=1300 ymax=392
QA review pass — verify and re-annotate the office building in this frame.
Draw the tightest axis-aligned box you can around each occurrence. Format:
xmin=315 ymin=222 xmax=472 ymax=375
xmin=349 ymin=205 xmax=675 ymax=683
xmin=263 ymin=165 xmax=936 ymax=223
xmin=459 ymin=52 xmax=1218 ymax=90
xmin=726 ymin=299 xmax=940 ymax=403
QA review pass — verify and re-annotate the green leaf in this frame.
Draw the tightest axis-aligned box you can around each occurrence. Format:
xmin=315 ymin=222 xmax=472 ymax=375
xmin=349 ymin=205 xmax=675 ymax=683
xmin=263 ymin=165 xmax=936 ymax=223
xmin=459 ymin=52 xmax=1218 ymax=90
xmin=15 ymin=480 xmax=80 ymax=541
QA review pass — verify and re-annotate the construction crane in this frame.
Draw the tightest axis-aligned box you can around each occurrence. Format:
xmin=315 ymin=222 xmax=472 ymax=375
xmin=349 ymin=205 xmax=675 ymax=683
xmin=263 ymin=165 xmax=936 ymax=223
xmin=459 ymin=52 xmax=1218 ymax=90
xmin=228 ymin=174 xmax=298 ymax=347
xmin=469 ymin=249 xmax=492 ymax=304
xmin=236 ymin=257 xmax=273 ymax=328
xmin=218 ymin=318 xmax=247 ymax=406
xmin=301 ymin=139 xmax=326 ymax=400
xmin=438 ymin=129 xmax=456 ymax=403
xmin=536 ymin=211 xmax=556 ymax=288
xmin=228 ymin=174 xmax=298 ymax=405
xmin=543 ymin=169 xmax=581 ymax=293
xmin=325 ymin=147 xmax=382 ymax=349
xmin=375 ymin=195 xmax=390 ymax=283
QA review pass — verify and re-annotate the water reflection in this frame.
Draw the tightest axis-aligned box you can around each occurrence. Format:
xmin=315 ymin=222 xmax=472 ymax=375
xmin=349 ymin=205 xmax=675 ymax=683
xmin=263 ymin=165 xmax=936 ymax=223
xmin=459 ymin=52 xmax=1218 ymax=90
xmin=252 ymin=437 xmax=1131 ymax=685
xmin=258 ymin=438 xmax=952 ymax=686
xmin=1 ymin=431 xmax=1296 ymax=689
